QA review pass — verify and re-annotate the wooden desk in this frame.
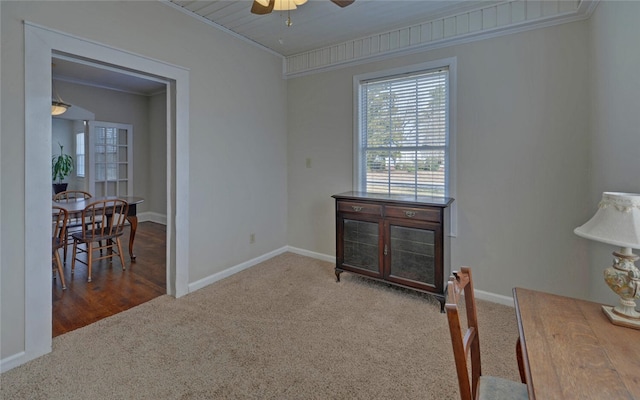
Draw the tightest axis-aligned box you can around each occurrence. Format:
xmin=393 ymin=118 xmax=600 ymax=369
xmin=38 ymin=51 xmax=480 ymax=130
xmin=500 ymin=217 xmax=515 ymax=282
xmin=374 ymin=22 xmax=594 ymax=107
xmin=53 ymin=196 xmax=144 ymax=261
xmin=513 ymin=287 xmax=640 ymax=400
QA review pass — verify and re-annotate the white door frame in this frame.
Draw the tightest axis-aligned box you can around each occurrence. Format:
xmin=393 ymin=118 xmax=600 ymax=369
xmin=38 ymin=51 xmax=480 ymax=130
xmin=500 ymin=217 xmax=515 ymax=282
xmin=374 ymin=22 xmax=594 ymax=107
xmin=22 ymin=21 xmax=190 ymax=368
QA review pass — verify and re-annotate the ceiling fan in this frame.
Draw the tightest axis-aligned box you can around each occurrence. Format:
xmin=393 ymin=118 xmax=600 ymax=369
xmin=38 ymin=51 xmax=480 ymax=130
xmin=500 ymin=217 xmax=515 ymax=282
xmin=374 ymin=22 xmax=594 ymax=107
xmin=251 ymin=0 xmax=355 ymax=15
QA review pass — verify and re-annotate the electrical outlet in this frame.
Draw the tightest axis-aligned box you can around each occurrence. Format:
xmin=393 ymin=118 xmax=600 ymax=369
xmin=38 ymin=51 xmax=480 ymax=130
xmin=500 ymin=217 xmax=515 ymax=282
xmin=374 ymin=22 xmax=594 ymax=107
xmin=250 ymin=233 xmax=255 ymax=244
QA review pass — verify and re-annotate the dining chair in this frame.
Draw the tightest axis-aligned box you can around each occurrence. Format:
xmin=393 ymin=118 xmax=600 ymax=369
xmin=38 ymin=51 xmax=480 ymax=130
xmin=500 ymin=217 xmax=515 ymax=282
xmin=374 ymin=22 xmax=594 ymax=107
xmin=53 ymin=190 xmax=101 ymax=263
xmin=52 ymin=206 xmax=68 ymax=290
xmin=71 ymin=198 xmax=129 ymax=283
xmin=445 ymin=267 xmax=528 ymax=400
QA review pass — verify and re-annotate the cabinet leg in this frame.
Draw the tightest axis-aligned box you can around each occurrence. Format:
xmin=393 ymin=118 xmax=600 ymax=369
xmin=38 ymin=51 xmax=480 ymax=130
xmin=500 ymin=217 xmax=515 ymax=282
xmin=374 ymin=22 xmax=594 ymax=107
xmin=335 ymin=270 xmax=342 ymax=282
xmin=439 ymin=299 xmax=446 ymax=313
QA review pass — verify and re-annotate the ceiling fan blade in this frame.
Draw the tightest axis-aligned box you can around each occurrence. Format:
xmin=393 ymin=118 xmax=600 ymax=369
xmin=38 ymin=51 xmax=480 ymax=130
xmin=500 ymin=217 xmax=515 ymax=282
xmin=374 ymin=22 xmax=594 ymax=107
xmin=330 ymin=0 xmax=355 ymax=7
xmin=251 ymin=0 xmax=275 ymax=15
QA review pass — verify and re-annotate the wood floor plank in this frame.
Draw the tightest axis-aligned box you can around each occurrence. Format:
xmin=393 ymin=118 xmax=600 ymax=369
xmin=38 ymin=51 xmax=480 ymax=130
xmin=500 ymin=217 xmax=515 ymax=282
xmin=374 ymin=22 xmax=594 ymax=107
xmin=52 ymin=221 xmax=166 ymax=337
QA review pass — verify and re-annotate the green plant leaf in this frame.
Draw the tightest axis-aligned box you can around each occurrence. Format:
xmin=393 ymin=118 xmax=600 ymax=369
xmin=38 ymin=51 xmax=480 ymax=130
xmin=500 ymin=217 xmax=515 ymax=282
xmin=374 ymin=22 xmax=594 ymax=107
xmin=52 ymin=143 xmax=74 ymax=184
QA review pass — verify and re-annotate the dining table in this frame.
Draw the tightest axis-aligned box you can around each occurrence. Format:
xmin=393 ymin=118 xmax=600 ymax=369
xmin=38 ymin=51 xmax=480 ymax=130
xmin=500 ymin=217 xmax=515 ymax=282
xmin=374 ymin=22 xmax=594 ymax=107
xmin=53 ymin=195 xmax=144 ymax=261
xmin=513 ymin=287 xmax=640 ymax=400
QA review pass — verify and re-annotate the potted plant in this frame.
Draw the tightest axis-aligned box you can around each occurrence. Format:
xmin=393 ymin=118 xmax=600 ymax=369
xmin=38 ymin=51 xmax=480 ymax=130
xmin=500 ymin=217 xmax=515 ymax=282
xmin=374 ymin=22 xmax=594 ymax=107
xmin=52 ymin=142 xmax=74 ymax=194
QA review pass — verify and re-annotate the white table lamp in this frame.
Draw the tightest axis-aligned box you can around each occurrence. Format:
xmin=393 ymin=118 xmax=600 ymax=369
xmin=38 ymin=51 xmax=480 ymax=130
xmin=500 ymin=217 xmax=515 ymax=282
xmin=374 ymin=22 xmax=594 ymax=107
xmin=574 ymin=192 xmax=640 ymax=329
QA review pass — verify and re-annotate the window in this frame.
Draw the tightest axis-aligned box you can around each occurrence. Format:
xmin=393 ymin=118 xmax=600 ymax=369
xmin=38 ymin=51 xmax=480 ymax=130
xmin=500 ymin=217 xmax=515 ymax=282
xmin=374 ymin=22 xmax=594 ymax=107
xmin=95 ymin=127 xmax=119 ymax=181
xmin=76 ymin=131 xmax=85 ymax=178
xmin=354 ymin=59 xmax=455 ymax=199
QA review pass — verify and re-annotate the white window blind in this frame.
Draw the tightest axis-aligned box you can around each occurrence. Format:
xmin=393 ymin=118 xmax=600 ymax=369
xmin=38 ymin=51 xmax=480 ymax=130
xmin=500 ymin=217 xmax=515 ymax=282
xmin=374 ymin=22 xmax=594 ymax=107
xmin=358 ymin=67 xmax=449 ymax=197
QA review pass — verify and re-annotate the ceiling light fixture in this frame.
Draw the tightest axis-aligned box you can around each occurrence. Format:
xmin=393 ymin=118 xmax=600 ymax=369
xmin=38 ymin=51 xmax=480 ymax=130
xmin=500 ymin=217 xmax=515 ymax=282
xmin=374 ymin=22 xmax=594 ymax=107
xmin=250 ymin=0 xmax=354 ymax=29
xmin=51 ymin=78 xmax=71 ymax=116
xmin=273 ymin=0 xmax=307 ymax=11
xmin=252 ymin=0 xmax=306 ymax=27
xmin=253 ymin=0 xmax=307 ymax=12
xmin=251 ymin=0 xmax=353 ymax=14
xmin=51 ymin=100 xmax=71 ymax=116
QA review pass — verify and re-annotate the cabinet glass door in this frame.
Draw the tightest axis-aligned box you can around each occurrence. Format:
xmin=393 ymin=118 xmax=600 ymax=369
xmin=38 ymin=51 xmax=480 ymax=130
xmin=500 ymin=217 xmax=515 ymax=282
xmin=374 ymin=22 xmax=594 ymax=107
xmin=343 ymin=219 xmax=379 ymax=274
xmin=388 ymin=225 xmax=436 ymax=287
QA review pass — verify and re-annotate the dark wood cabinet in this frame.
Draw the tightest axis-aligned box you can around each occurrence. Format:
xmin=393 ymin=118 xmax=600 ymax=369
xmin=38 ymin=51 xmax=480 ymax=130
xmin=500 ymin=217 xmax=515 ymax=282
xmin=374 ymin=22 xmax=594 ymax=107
xmin=333 ymin=192 xmax=453 ymax=311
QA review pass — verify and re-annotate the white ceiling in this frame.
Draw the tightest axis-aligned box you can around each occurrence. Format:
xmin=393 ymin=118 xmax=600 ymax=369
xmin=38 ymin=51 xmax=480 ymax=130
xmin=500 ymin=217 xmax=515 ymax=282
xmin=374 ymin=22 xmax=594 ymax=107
xmin=167 ymin=0 xmax=496 ymax=56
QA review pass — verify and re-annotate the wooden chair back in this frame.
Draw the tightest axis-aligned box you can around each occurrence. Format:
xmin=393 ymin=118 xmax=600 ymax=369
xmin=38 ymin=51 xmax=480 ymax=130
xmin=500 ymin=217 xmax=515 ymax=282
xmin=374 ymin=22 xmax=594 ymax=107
xmin=53 ymin=190 xmax=92 ymax=203
xmin=52 ymin=206 xmax=68 ymax=251
xmin=52 ymin=206 xmax=68 ymax=289
xmin=445 ymin=267 xmax=480 ymax=400
xmin=53 ymin=190 xmax=96 ymax=263
xmin=80 ymin=199 xmax=129 ymax=240
xmin=71 ymin=199 xmax=129 ymax=282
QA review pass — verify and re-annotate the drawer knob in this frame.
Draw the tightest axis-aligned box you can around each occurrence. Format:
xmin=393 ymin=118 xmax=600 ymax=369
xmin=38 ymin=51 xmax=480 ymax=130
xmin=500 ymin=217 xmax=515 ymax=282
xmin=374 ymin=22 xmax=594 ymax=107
xmin=404 ymin=211 xmax=416 ymax=217
xmin=352 ymin=206 xmax=363 ymax=212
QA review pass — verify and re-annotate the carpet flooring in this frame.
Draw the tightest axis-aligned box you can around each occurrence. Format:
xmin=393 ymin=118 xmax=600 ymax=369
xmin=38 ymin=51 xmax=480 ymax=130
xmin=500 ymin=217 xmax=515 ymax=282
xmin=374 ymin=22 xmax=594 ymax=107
xmin=1 ymin=252 xmax=521 ymax=399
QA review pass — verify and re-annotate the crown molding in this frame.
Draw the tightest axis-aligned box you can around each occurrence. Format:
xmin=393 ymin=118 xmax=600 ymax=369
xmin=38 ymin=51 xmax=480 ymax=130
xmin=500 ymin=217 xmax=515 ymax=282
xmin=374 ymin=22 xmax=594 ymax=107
xmin=284 ymin=0 xmax=599 ymax=79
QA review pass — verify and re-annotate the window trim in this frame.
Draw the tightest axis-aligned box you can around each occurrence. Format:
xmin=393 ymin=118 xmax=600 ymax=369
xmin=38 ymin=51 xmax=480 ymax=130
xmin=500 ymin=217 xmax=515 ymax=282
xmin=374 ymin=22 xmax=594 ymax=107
xmin=75 ymin=131 xmax=85 ymax=178
xmin=353 ymin=58 xmax=457 ymax=236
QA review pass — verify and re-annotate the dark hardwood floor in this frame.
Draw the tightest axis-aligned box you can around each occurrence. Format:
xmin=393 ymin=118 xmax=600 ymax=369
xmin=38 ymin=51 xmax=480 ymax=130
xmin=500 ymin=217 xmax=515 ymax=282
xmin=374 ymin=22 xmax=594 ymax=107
xmin=52 ymin=221 xmax=167 ymax=337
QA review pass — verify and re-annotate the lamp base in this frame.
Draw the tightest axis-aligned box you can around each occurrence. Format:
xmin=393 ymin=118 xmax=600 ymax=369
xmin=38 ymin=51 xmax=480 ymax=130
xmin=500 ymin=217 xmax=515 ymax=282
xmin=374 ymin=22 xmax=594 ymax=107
xmin=601 ymin=249 xmax=640 ymax=330
xmin=602 ymin=305 xmax=640 ymax=330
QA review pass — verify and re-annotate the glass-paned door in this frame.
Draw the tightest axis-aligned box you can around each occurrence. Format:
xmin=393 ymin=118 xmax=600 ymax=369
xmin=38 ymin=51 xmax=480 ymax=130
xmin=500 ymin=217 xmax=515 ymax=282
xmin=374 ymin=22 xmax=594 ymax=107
xmin=386 ymin=223 xmax=437 ymax=288
xmin=342 ymin=219 xmax=380 ymax=275
xmin=88 ymin=121 xmax=133 ymax=197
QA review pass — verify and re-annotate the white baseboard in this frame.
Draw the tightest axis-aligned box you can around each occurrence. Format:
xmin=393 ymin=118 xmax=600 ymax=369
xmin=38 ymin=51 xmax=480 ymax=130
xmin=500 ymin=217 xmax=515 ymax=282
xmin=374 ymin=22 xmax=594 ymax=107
xmin=284 ymin=247 xmax=514 ymax=307
xmin=0 ymin=348 xmax=50 ymax=374
xmin=285 ymin=246 xmax=335 ymax=263
xmin=187 ymin=246 xmax=289 ymax=293
xmin=95 ymin=214 xmax=514 ymax=307
xmin=474 ymin=289 xmax=515 ymax=307
xmin=1 ymin=351 xmax=27 ymax=373
xmin=138 ymin=211 xmax=166 ymax=225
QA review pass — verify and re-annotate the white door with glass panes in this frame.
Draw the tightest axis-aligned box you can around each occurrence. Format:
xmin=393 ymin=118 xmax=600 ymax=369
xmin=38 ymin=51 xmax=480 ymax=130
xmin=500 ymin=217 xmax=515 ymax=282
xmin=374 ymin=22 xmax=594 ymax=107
xmin=88 ymin=121 xmax=133 ymax=197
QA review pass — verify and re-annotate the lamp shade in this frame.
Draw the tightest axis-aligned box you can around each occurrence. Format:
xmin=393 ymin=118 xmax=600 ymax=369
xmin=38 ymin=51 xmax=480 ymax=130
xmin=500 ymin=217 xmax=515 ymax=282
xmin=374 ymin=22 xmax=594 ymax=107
xmin=255 ymin=0 xmax=307 ymax=10
xmin=51 ymin=101 xmax=70 ymax=116
xmin=574 ymin=192 xmax=640 ymax=249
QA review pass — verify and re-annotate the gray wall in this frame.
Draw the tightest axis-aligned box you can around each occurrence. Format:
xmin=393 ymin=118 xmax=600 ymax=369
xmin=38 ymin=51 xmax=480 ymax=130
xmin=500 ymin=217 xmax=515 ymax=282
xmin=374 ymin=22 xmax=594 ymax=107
xmin=287 ymin=21 xmax=592 ymax=301
xmin=52 ymin=80 xmax=167 ymax=216
xmin=286 ymin=1 xmax=640 ymax=307
xmin=1 ymin=1 xmax=287 ymax=361
xmin=51 ymin=118 xmax=75 ymax=187
xmin=587 ymin=1 xmax=640 ymax=302
xmin=149 ymin=93 xmax=168 ymax=217
xmin=52 ymin=118 xmax=89 ymax=192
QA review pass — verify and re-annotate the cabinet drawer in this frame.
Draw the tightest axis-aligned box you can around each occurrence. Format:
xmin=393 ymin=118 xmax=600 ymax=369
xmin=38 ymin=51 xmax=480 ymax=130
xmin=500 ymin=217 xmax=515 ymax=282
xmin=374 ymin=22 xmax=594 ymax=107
xmin=385 ymin=206 xmax=440 ymax=222
xmin=338 ymin=201 xmax=383 ymax=216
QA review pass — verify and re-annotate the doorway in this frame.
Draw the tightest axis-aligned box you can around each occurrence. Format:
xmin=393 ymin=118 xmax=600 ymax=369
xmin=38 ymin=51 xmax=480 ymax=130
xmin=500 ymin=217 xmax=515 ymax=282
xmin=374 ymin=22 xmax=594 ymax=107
xmin=51 ymin=56 xmax=168 ymax=336
xmin=24 ymin=22 xmax=190 ymax=367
